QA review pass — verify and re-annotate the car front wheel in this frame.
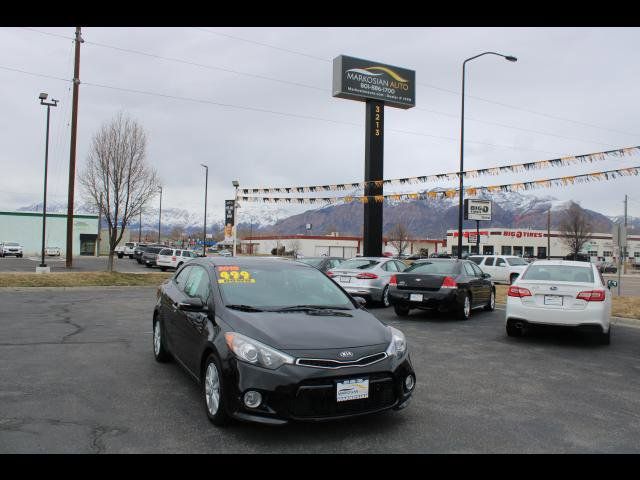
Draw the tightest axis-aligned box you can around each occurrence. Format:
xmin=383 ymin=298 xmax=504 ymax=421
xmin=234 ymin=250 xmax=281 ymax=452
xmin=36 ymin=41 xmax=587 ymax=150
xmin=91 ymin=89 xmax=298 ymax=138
xmin=202 ymin=354 xmax=230 ymax=426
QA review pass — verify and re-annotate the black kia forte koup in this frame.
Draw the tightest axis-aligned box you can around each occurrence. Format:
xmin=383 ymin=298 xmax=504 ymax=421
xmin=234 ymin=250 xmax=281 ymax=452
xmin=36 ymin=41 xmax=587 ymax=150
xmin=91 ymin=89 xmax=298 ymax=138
xmin=152 ymin=257 xmax=415 ymax=426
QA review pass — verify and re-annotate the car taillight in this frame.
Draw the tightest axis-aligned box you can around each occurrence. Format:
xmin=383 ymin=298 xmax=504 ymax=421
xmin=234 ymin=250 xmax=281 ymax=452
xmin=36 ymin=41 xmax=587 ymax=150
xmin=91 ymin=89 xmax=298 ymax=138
xmin=356 ymin=272 xmax=379 ymax=279
xmin=326 ymin=271 xmax=335 ymax=277
xmin=576 ymin=290 xmax=605 ymax=302
xmin=508 ymin=286 xmax=532 ymax=298
xmin=172 ymin=256 xmax=176 ymax=261
xmin=441 ymin=276 xmax=457 ymax=288
xmin=389 ymin=275 xmax=397 ymax=286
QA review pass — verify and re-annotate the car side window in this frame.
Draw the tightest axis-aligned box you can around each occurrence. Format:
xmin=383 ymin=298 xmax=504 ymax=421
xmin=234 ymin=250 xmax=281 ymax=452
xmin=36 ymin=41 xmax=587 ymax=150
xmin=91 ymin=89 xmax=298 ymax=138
xmin=174 ymin=250 xmax=181 ymax=256
xmin=395 ymin=261 xmax=407 ymax=272
xmin=184 ymin=266 xmax=211 ymax=302
xmin=463 ymin=263 xmax=475 ymax=276
xmin=496 ymin=258 xmax=506 ymax=267
xmin=384 ymin=261 xmax=398 ymax=272
xmin=174 ymin=265 xmax=192 ymax=291
xmin=470 ymin=263 xmax=484 ymax=277
xmin=484 ymin=257 xmax=494 ymax=266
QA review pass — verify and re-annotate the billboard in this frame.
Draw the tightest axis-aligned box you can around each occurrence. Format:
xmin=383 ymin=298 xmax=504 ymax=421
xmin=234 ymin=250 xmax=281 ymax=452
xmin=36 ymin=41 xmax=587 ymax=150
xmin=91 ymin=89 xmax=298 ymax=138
xmin=224 ymin=200 xmax=235 ymax=242
xmin=332 ymin=55 xmax=416 ymax=109
xmin=464 ymin=199 xmax=492 ymax=221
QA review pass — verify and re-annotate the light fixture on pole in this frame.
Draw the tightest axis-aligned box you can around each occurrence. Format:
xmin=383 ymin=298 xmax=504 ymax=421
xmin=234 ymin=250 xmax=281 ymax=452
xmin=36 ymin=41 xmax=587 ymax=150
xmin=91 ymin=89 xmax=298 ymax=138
xmin=232 ymin=180 xmax=239 ymax=257
xmin=201 ymin=163 xmax=209 ymax=257
xmin=457 ymin=52 xmax=517 ymax=259
xmin=157 ymin=185 xmax=163 ymax=244
xmin=37 ymin=92 xmax=58 ymax=272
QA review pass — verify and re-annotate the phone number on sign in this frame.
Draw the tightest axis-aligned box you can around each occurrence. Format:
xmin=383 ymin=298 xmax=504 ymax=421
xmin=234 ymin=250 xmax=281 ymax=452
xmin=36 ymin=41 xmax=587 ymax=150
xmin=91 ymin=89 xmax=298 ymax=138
xmin=359 ymin=83 xmax=396 ymax=95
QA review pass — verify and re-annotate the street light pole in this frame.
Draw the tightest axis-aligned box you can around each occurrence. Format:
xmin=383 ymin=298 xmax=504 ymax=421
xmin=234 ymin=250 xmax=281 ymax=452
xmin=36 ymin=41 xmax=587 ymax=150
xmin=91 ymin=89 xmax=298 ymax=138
xmin=232 ymin=180 xmax=239 ymax=257
xmin=157 ymin=186 xmax=163 ymax=244
xmin=457 ymin=52 xmax=517 ymax=259
xmin=201 ymin=163 xmax=209 ymax=257
xmin=38 ymin=93 xmax=58 ymax=270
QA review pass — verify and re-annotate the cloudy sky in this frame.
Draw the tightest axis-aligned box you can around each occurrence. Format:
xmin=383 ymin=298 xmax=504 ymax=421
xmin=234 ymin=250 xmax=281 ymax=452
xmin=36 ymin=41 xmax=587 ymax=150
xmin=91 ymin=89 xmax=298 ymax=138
xmin=1 ymin=26 xmax=639 ymax=223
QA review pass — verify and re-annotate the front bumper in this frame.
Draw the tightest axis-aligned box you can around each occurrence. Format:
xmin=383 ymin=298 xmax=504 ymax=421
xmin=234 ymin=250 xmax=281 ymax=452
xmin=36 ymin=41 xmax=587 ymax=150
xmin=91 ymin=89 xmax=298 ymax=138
xmin=222 ymin=355 xmax=415 ymax=425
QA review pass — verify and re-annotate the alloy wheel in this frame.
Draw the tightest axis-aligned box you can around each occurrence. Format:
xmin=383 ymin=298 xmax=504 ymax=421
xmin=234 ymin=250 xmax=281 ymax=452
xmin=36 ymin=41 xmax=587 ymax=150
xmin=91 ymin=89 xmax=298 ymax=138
xmin=464 ymin=296 xmax=471 ymax=318
xmin=205 ymin=362 xmax=221 ymax=416
xmin=153 ymin=321 xmax=161 ymax=356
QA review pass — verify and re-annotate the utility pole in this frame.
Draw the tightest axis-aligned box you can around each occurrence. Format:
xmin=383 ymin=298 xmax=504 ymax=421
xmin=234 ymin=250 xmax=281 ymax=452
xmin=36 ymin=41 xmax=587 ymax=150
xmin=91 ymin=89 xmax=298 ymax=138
xmin=138 ymin=210 xmax=142 ymax=243
xmin=65 ymin=26 xmax=83 ymax=269
xmin=623 ymin=195 xmax=628 ymax=274
xmin=547 ymin=207 xmax=551 ymax=259
xmin=96 ymin=192 xmax=102 ymax=257
xmin=157 ymin=186 xmax=163 ymax=244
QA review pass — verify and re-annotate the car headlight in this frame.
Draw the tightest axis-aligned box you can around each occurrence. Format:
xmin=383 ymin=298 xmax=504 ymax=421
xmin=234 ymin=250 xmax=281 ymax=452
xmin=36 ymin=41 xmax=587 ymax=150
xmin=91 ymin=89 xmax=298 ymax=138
xmin=224 ymin=332 xmax=294 ymax=370
xmin=385 ymin=326 xmax=407 ymax=358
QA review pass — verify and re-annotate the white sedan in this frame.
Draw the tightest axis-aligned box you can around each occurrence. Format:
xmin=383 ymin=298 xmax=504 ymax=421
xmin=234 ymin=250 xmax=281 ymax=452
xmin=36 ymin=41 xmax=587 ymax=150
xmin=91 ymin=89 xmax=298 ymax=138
xmin=45 ymin=246 xmax=61 ymax=256
xmin=505 ymin=260 xmax=617 ymax=344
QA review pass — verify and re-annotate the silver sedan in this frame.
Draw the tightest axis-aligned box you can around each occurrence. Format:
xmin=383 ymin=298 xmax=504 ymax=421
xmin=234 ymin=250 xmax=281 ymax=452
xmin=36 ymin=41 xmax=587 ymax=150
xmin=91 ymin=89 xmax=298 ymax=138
xmin=328 ymin=257 xmax=407 ymax=307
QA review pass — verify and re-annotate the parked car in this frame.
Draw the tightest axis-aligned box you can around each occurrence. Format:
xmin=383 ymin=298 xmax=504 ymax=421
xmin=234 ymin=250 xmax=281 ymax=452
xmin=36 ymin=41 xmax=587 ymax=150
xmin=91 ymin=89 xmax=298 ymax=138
xmin=156 ymin=248 xmax=199 ymax=271
xmin=505 ymin=260 xmax=616 ymax=344
xmin=1 ymin=242 xmax=23 ymax=258
xmin=152 ymin=257 xmax=415 ymax=425
xmin=468 ymin=255 xmax=529 ymax=285
xmin=116 ymin=242 xmax=138 ymax=259
xmin=142 ymin=245 xmax=169 ymax=268
xmin=327 ymin=257 xmax=407 ymax=307
xmin=600 ymin=262 xmax=618 ymax=274
xmin=45 ymin=246 xmax=61 ymax=256
xmin=134 ymin=244 xmax=156 ymax=264
xmin=217 ymin=249 xmax=232 ymax=257
xmin=388 ymin=258 xmax=495 ymax=319
xmin=296 ymin=256 xmax=344 ymax=274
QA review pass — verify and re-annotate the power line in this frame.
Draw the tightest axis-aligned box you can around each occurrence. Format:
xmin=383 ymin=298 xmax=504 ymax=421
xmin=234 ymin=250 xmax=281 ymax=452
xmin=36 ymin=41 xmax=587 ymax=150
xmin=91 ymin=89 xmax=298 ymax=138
xmin=15 ymin=27 xmax=635 ymax=146
xmin=0 ymin=65 xmax=71 ymax=83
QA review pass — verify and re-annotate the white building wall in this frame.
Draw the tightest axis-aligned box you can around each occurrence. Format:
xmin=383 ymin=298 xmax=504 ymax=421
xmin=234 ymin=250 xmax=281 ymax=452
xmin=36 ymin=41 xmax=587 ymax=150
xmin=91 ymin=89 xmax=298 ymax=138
xmin=243 ymin=237 xmax=360 ymax=258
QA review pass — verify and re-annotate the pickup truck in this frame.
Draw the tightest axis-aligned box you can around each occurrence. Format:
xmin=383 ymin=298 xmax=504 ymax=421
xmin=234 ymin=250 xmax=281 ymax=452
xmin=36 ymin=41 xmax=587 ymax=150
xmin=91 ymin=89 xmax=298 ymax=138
xmin=115 ymin=242 xmax=138 ymax=259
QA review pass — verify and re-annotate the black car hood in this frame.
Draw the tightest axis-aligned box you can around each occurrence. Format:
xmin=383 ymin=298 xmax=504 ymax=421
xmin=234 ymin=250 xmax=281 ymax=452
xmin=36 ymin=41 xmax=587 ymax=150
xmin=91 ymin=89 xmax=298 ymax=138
xmin=223 ymin=308 xmax=391 ymax=350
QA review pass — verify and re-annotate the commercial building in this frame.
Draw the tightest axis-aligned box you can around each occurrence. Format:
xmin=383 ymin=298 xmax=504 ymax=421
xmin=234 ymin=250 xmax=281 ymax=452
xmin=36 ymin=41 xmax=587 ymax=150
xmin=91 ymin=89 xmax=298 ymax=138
xmin=0 ymin=211 xmax=99 ymax=257
xmin=240 ymin=234 xmax=445 ymax=258
xmin=445 ymin=227 xmax=640 ymax=261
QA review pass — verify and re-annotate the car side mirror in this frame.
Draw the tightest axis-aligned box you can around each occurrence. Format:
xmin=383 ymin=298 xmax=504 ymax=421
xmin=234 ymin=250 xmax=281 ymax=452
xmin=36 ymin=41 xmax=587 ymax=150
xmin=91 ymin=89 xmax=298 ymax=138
xmin=177 ymin=297 xmax=207 ymax=311
xmin=607 ymin=280 xmax=618 ymax=289
xmin=482 ymin=273 xmax=491 ymax=279
xmin=352 ymin=296 xmax=367 ymax=308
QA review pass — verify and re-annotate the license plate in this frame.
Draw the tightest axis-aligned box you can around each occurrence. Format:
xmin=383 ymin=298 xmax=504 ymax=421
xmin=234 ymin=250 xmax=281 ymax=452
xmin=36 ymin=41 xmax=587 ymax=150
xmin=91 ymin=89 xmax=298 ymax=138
xmin=340 ymin=276 xmax=351 ymax=283
xmin=336 ymin=378 xmax=369 ymax=402
xmin=409 ymin=293 xmax=423 ymax=302
xmin=544 ymin=295 xmax=563 ymax=306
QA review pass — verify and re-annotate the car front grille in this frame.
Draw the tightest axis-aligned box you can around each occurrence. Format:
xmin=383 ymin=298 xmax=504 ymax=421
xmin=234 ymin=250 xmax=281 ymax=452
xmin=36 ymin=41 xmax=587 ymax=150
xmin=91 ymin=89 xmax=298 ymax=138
xmin=288 ymin=372 xmax=397 ymax=419
xmin=296 ymin=352 xmax=387 ymax=369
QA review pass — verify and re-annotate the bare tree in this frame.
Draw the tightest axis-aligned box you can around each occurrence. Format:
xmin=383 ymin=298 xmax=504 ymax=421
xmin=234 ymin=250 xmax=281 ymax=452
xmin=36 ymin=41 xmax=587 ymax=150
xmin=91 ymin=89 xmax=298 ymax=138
xmin=388 ymin=222 xmax=411 ymax=257
xmin=559 ymin=202 xmax=593 ymax=259
xmin=79 ymin=113 xmax=160 ymax=271
xmin=287 ymin=239 xmax=302 ymax=258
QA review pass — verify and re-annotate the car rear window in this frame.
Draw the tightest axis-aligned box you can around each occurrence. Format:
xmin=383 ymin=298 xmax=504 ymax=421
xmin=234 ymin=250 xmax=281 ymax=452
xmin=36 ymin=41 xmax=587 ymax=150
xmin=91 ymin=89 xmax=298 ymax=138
xmin=405 ymin=261 xmax=460 ymax=275
xmin=125 ymin=243 xmax=134 ymax=247
xmin=468 ymin=256 xmax=483 ymax=265
xmin=147 ymin=247 xmax=163 ymax=254
xmin=522 ymin=265 xmax=594 ymax=283
xmin=159 ymin=248 xmax=173 ymax=255
xmin=337 ymin=259 xmax=379 ymax=270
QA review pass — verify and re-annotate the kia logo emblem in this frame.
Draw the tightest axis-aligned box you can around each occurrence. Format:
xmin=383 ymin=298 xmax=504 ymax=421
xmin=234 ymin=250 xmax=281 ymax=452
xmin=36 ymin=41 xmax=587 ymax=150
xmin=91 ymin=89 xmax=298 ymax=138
xmin=338 ymin=351 xmax=354 ymax=359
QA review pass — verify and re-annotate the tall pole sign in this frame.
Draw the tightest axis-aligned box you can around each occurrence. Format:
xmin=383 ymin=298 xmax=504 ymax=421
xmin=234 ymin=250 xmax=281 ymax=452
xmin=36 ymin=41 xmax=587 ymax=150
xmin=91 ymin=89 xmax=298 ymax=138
xmin=464 ymin=199 xmax=492 ymax=256
xmin=333 ymin=55 xmax=415 ymax=257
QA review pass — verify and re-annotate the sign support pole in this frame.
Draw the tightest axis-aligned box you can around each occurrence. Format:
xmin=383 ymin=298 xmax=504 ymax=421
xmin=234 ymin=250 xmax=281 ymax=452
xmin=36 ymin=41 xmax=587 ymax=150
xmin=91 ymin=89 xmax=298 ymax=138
xmin=363 ymin=100 xmax=384 ymax=257
xmin=476 ymin=220 xmax=480 ymax=254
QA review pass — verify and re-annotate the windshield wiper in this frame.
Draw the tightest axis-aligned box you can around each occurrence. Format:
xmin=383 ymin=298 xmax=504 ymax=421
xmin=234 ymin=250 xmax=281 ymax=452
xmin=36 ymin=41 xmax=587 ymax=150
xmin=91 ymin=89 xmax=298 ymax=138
xmin=272 ymin=305 xmax=352 ymax=311
xmin=226 ymin=304 xmax=264 ymax=312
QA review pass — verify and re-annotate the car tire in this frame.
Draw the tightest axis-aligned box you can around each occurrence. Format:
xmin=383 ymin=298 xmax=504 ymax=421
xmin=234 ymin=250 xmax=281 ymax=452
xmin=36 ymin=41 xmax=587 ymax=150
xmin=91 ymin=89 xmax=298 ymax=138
xmin=160 ymin=267 xmax=167 ymax=272
xmin=153 ymin=317 xmax=171 ymax=363
xmin=145 ymin=263 xmax=152 ymax=268
xmin=484 ymin=289 xmax=496 ymax=311
xmin=598 ymin=328 xmax=611 ymax=345
xmin=129 ymin=255 xmax=134 ymax=259
xmin=379 ymin=286 xmax=390 ymax=308
xmin=118 ymin=253 xmax=123 ymax=259
xmin=456 ymin=292 xmax=472 ymax=320
xmin=506 ymin=319 xmax=523 ymax=337
xmin=202 ymin=353 xmax=231 ymax=426
xmin=509 ymin=274 xmax=518 ymax=285
xmin=394 ymin=304 xmax=410 ymax=317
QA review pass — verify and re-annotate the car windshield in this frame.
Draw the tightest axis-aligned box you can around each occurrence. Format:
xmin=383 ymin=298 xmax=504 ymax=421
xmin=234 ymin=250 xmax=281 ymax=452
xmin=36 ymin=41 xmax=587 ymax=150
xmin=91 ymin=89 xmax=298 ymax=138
xmin=468 ymin=256 xmax=482 ymax=265
xmin=146 ymin=247 xmax=163 ymax=254
xmin=405 ymin=261 xmax=460 ymax=275
xmin=337 ymin=259 xmax=379 ymax=270
xmin=522 ymin=265 xmax=594 ymax=283
xmin=159 ymin=248 xmax=173 ymax=255
xmin=216 ymin=264 xmax=354 ymax=310
xmin=298 ymin=258 xmax=323 ymax=267
xmin=6 ymin=242 xmax=19 ymax=246
xmin=507 ymin=257 xmax=528 ymax=266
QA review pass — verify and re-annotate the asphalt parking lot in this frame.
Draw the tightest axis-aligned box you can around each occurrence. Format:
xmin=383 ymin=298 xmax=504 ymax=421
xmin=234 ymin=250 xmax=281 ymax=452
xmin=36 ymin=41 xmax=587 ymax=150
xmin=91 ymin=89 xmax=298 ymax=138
xmin=1 ymin=287 xmax=640 ymax=453
xmin=0 ymin=256 xmax=155 ymax=273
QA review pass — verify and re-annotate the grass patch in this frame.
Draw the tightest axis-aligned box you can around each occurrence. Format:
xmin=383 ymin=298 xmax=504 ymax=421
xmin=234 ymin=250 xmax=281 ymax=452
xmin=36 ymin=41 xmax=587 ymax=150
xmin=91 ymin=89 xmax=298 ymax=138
xmin=0 ymin=272 xmax=172 ymax=287
xmin=494 ymin=284 xmax=640 ymax=319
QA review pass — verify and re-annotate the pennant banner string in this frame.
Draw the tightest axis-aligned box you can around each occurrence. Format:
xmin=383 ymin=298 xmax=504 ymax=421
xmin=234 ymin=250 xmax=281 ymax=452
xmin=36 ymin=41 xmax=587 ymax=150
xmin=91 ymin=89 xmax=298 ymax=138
xmin=237 ymin=165 xmax=640 ymax=204
xmin=240 ymin=145 xmax=639 ymax=195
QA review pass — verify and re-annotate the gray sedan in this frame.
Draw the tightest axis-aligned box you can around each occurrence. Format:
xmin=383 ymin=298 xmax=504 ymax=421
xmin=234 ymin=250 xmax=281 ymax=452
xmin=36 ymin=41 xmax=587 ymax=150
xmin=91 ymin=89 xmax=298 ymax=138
xmin=328 ymin=257 xmax=407 ymax=307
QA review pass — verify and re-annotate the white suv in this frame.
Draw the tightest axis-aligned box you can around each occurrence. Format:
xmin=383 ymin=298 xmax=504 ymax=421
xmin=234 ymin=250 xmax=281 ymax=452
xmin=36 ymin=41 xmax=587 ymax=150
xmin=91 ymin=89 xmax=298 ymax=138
xmin=156 ymin=248 xmax=199 ymax=271
xmin=1 ymin=242 xmax=23 ymax=258
xmin=116 ymin=242 xmax=138 ymax=259
xmin=469 ymin=255 xmax=529 ymax=284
